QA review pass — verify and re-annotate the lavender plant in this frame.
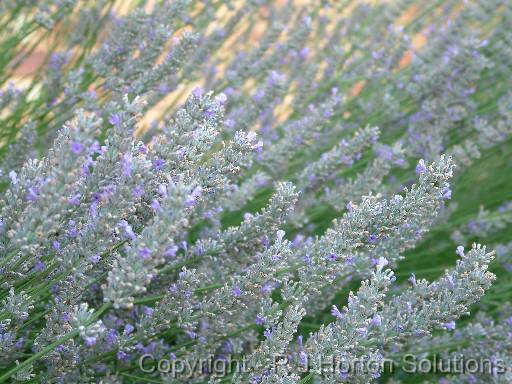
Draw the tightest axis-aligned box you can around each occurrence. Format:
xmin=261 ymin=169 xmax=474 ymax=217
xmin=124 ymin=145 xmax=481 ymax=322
xmin=0 ymin=1 xmax=511 ymax=383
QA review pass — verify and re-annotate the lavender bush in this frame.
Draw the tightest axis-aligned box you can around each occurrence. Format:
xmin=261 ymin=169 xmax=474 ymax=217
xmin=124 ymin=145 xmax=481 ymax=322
xmin=0 ymin=1 xmax=511 ymax=383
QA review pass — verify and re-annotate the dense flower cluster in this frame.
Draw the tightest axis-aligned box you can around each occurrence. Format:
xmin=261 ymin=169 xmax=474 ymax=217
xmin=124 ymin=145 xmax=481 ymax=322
xmin=0 ymin=0 xmax=511 ymax=383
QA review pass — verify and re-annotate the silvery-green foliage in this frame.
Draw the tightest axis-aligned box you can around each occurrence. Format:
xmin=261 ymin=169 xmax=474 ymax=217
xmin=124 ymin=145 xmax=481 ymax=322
xmin=222 ymin=171 xmax=270 ymax=212
xmin=34 ymin=0 xmax=78 ymax=29
xmin=451 ymin=92 xmax=512 ymax=169
xmin=402 ymin=309 xmax=512 ymax=383
xmin=103 ymin=180 xmax=195 ymax=309
xmin=0 ymin=1 xmax=510 ymax=383
xmin=451 ymin=202 xmax=512 ymax=245
xmin=236 ymin=303 xmax=306 ymax=383
xmin=12 ymin=361 xmax=35 ymax=382
xmin=90 ymin=1 xmax=191 ymax=85
xmin=1 ymin=288 xmax=33 ymax=324
xmin=379 ymin=244 xmax=495 ymax=339
xmin=191 ymin=182 xmax=298 ymax=272
xmin=0 ymin=122 xmax=38 ymax=182
xmin=296 ymin=156 xmax=455 ymax=289
xmin=322 ymin=141 xmax=406 ymax=210
xmin=0 ymin=109 xmax=103 ymax=278
xmin=0 ymin=84 xmax=23 ymax=115
xmin=404 ymin=34 xmax=492 ymax=160
xmin=261 ymin=90 xmax=342 ymax=177
xmin=298 ymin=244 xmax=494 ymax=383
xmin=289 ymin=126 xmax=380 ymax=226
xmin=495 ymin=241 xmax=512 ymax=270
xmin=304 ymin=263 xmax=395 ymax=383
xmin=296 ymin=126 xmax=380 ymax=194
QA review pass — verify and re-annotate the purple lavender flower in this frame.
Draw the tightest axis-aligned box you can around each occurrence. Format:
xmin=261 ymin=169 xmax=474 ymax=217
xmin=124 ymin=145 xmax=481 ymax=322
xmin=67 ymin=220 xmax=77 ymax=238
xmin=82 ymin=156 xmax=94 ymax=176
xmin=408 ymin=273 xmax=417 ymax=287
xmin=169 ymin=283 xmax=178 ymax=294
xmin=441 ymin=184 xmax=452 ymax=199
xmin=186 ymin=330 xmax=197 ymax=339
xmin=68 ymin=194 xmax=81 ymax=205
xmin=331 ymin=305 xmax=343 ymax=319
xmin=254 ymin=140 xmax=263 ymax=153
xmin=151 ymin=199 xmax=162 ymax=213
xmin=132 ymin=184 xmax=145 ymax=198
xmin=375 ymin=144 xmax=394 ymax=161
xmin=203 ymin=107 xmax=217 ymax=120
xmin=90 ymin=201 xmax=98 ymax=219
xmin=323 ymin=110 xmax=333 ymax=118
xmin=34 ymin=260 xmax=45 ymax=272
xmin=216 ymin=92 xmax=227 ymax=104
xmin=443 ymin=321 xmax=456 ymax=331
xmin=105 ymin=329 xmax=117 ymax=347
xmin=71 ymin=141 xmax=84 ymax=155
xmin=261 ymin=284 xmax=273 ymax=296
xmin=119 ymin=220 xmax=136 ymax=241
xmin=185 ymin=186 xmax=203 ymax=207
xmin=84 ymin=336 xmax=97 ymax=346
xmin=14 ymin=337 xmax=24 ymax=349
xmin=192 ymin=87 xmax=204 ymax=98
xmin=123 ymin=324 xmax=135 ymax=336
xmin=152 ymin=158 xmax=165 ymax=171
xmin=253 ymin=89 xmax=265 ymax=103
xmin=139 ymin=247 xmax=152 ymax=260
xmin=109 ymin=113 xmax=122 ymax=128
xmin=292 ymin=234 xmax=304 ymax=248
xmin=416 ymin=159 xmax=427 ymax=175
xmin=116 ymin=351 xmax=129 ymax=362
xmin=299 ymin=351 xmax=308 ymax=366
xmin=157 ymin=184 xmax=167 ymax=197
xmin=255 ymin=315 xmax=265 ymax=325
xmin=164 ymin=245 xmax=178 ymax=258
xmin=138 ymin=144 xmax=148 ymax=155
xmin=340 ymin=155 xmax=354 ymax=167
xmin=121 ymin=152 xmax=133 ymax=177
xmin=8 ymin=170 xmax=17 ymax=185
xmin=368 ymin=234 xmax=378 ymax=244
xmin=89 ymin=254 xmax=101 ymax=264
xmin=232 ymin=286 xmax=242 ymax=297
xmin=339 ymin=371 xmax=350 ymax=380
xmin=376 ymin=257 xmax=388 ymax=269
xmin=157 ymin=83 xmax=169 ymax=95
xmin=88 ymin=141 xmax=100 ymax=155
xmin=371 ymin=314 xmax=382 ymax=327
xmin=224 ymin=119 xmax=235 ymax=128
xmin=26 ymin=187 xmax=39 ymax=202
